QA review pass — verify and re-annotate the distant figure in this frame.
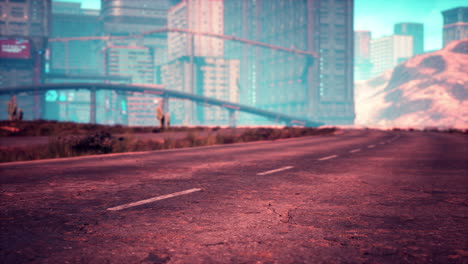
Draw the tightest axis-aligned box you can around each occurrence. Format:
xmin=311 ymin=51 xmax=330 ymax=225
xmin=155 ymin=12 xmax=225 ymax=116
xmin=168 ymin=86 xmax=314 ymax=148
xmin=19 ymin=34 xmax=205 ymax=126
xmin=156 ymin=105 xmax=170 ymax=129
xmin=18 ymin=108 xmax=23 ymax=121
xmin=7 ymin=96 xmax=23 ymax=121
xmin=165 ymin=113 xmax=170 ymax=128
xmin=156 ymin=105 xmax=165 ymax=129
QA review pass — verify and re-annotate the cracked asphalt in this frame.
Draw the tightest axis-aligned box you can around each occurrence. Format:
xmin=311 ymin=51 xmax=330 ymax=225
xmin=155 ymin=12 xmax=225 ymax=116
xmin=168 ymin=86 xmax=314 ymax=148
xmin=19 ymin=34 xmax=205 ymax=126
xmin=1 ymin=129 xmax=467 ymax=263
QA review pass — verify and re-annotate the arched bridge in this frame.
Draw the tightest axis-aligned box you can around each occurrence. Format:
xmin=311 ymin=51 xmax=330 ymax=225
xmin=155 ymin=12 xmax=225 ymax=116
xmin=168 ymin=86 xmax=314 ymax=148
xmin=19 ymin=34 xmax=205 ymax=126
xmin=0 ymin=83 xmax=323 ymax=127
xmin=49 ymin=27 xmax=318 ymax=59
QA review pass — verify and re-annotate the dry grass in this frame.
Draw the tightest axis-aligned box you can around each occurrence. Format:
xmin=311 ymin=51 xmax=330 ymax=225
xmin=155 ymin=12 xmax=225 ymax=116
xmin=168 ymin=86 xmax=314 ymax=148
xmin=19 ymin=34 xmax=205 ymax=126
xmin=0 ymin=121 xmax=337 ymax=163
xmin=0 ymin=120 xmax=210 ymax=137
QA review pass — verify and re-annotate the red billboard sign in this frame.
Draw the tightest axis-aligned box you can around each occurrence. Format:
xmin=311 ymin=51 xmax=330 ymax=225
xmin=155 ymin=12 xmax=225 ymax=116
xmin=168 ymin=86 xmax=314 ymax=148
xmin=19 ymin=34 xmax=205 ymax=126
xmin=0 ymin=38 xmax=31 ymax=59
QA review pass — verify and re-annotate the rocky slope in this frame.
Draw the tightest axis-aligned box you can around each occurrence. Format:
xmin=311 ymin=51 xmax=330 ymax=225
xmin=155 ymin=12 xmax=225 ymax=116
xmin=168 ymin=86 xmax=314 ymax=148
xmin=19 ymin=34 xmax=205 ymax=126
xmin=355 ymin=39 xmax=467 ymax=129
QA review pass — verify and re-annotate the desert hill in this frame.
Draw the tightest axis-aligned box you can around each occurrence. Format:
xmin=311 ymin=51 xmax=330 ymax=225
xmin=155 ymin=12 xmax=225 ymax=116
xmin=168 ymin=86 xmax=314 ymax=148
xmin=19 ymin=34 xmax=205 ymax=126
xmin=355 ymin=39 xmax=467 ymax=129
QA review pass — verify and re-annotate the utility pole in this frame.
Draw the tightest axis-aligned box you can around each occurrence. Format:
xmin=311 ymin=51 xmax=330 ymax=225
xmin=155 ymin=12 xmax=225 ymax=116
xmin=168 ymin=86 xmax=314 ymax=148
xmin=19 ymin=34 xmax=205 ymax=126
xmin=89 ymin=88 xmax=96 ymax=124
xmin=228 ymin=109 xmax=236 ymax=128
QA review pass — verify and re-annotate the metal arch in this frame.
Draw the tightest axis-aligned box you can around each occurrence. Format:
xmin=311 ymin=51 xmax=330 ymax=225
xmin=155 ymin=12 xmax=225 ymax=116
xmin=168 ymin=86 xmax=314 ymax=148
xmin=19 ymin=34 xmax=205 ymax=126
xmin=49 ymin=27 xmax=318 ymax=58
xmin=0 ymin=83 xmax=323 ymax=127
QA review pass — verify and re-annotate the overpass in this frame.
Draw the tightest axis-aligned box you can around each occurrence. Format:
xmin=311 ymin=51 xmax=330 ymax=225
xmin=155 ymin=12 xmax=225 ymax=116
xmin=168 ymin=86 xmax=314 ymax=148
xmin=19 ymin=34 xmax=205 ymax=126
xmin=0 ymin=83 xmax=323 ymax=127
xmin=44 ymin=28 xmax=319 ymax=127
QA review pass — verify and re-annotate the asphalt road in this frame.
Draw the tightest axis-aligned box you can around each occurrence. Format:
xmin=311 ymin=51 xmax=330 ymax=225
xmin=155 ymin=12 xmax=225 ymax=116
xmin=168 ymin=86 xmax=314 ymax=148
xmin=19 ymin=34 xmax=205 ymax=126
xmin=1 ymin=129 xmax=467 ymax=263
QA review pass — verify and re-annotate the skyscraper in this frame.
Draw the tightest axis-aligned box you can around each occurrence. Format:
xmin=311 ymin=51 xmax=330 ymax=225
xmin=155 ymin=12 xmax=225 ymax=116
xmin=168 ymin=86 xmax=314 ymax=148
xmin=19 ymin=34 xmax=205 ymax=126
xmin=101 ymin=0 xmax=171 ymax=35
xmin=224 ymin=0 xmax=355 ymax=125
xmin=48 ymin=2 xmax=102 ymax=123
xmin=394 ymin=22 xmax=424 ymax=55
xmin=0 ymin=0 xmax=51 ymax=121
xmin=162 ymin=0 xmax=240 ymax=126
xmin=354 ymin=30 xmax=373 ymax=81
xmin=223 ymin=0 xmax=259 ymax=124
xmin=161 ymin=57 xmax=240 ymax=125
xmin=50 ymin=2 xmax=103 ymax=76
xmin=370 ymin=35 xmax=413 ymax=77
xmin=101 ymin=0 xmax=172 ymax=71
xmin=0 ymin=0 xmax=51 ymax=87
xmin=101 ymin=0 xmax=172 ymax=126
xmin=167 ymin=0 xmax=224 ymax=61
xmin=105 ymin=45 xmax=156 ymax=126
xmin=442 ymin=7 xmax=468 ymax=47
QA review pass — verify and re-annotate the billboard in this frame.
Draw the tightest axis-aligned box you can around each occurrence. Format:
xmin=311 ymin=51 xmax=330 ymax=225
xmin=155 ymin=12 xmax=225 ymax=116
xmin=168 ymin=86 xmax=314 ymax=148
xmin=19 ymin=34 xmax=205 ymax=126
xmin=0 ymin=38 xmax=31 ymax=59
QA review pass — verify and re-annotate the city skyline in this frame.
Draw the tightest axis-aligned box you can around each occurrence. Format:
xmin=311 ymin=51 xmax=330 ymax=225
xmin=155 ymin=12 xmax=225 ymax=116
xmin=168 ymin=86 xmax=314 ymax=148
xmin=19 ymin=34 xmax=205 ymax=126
xmin=2 ymin=0 xmax=465 ymax=126
xmin=355 ymin=0 xmax=466 ymax=51
xmin=57 ymin=0 xmax=467 ymax=52
xmin=0 ymin=0 xmax=354 ymax=126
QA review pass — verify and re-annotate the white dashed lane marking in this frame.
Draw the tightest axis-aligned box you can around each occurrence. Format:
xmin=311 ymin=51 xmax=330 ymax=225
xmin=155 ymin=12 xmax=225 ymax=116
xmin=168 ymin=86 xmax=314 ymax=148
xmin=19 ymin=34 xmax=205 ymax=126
xmin=318 ymin=155 xmax=338 ymax=161
xmin=368 ymin=145 xmax=375 ymax=148
xmin=107 ymin=188 xmax=202 ymax=211
xmin=349 ymin=149 xmax=361 ymax=153
xmin=257 ymin=166 xmax=294 ymax=176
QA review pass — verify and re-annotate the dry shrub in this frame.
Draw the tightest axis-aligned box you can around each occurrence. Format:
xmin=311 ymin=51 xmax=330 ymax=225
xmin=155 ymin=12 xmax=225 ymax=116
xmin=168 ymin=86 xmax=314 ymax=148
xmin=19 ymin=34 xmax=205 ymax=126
xmin=0 ymin=145 xmax=47 ymax=162
xmin=204 ymin=135 xmax=218 ymax=145
xmin=71 ymin=131 xmax=113 ymax=153
xmin=163 ymin=137 xmax=176 ymax=149
xmin=0 ymin=120 xmax=159 ymax=137
xmin=0 ymin=125 xmax=338 ymax=163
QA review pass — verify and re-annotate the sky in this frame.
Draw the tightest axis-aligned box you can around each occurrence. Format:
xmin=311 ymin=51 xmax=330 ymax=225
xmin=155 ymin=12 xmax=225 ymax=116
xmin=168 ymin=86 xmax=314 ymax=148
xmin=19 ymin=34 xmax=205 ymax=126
xmin=355 ymin=0 xmax=467 ymax=51
xmin=57 ymin=0 xmax=467 ymax=51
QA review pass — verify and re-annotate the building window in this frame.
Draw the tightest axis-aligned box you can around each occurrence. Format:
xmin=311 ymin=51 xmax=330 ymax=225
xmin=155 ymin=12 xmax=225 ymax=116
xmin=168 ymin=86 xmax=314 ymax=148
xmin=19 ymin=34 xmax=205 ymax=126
xmin=335 ymin=25 xmax=345 ymax=34
xmin=9 ymin=28 xmax=26 ymax=35
xmin=335 ymin=36 xmax=345 ymax=43
xmin=9 ymin=21 xmax=26 ymax=26
xmin=11 ymin=7 xmax=25 ymax=18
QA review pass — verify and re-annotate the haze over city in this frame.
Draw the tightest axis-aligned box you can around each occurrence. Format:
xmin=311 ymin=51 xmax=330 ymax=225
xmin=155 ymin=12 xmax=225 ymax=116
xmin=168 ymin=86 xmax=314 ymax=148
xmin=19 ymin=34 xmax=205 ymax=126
xmin=61 ymin=0 xmax=467 ymax=51
xmin=0 ymin=1 xmax=467 ymax=263
xmin=1 ymin=0 xmax=466 ymax=127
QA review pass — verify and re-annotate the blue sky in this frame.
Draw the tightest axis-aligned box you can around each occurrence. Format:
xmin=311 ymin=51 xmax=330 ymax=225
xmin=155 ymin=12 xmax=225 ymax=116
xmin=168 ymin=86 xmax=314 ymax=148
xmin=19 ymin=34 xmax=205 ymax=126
xmin=56 ymin=0 xmax=466 ymax=51
xmin=355 ymin=0 xmax=467 ymax=51
xmin=55 ymin=0 xmax=100 ymax=9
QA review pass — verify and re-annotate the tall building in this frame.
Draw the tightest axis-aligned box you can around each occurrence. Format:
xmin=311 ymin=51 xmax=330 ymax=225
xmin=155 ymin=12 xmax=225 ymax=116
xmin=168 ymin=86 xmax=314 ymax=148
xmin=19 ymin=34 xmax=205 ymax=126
xmin=394 ymin=22 xmax=424 ymax=55
xmin=0 ymin=0 xmax=51 ymax=121
xmin=163 ymin=0 xmax=240 ymax=126
xmin=370 ymin=35 xmax=413 ymax=77
xmin=101 ymin=0 xmax=172 ymax=72
xmin=52 ymin=1 xmax=81 ymax=14
xmin=0 ymin=0 xmax=50 ymax=42
xmin=354 ymin=30 xmax=373 ymax=81
xmin=0 ymin=0 xmax=51 ymax=87
xmin=224 ymin=0 xmax=355 ymax=125
xmin=101 ymin=0 xmax=172 ymax=126
xmin=105 ymin=45 xmax=156 ymax=126
xmin=46 ymin=2 xmax=106 ymax=123
xmin=50 ymin=2 xmax=103 ymax=76
xmin=102 ymin=0 xmax=171 ymax=65
xmin=223 ymin=0 xmax=259 ymax=124
xmin=442 ymin=7 xmax=468 ymax=47
xmin=167 ymin=0 xmax=224 ymax=60
xmin=101 ymin=0 xmax=171 ymax=35
xmin=161 ymin=57 xmax=239 ymax=125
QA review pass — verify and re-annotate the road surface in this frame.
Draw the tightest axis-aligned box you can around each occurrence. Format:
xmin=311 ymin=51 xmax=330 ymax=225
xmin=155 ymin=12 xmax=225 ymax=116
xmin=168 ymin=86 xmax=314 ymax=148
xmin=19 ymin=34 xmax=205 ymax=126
xmin=1 ymin=129 xmax=467 ymax=263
